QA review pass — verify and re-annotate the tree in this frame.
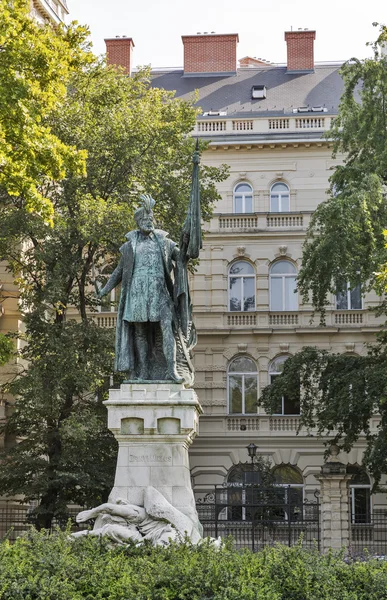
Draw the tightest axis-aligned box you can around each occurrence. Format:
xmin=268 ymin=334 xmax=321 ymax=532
xmin=0 ymin=333 xmax=13 ymax=365
xmin=260 ymin=24 xmax=387 ymax=484
xmin=0 ymin=56 xmax=228 ymax=527
xmin=0 ymin=0 xmax=90 ymax=220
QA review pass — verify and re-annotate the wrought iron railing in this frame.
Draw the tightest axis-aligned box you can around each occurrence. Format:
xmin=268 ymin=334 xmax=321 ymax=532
xmin=0 ymin=502 xmax=90 ymax=541
xmin=350 ymin=511 xmax=387 ymax=556
xmin=196 ymin=484 xmax=320 ymax=551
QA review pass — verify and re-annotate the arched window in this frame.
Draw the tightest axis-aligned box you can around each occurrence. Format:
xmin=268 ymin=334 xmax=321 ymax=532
xmin=269 ymin=355 xmax=300 ymax=415
xmin=228 ymin=261 xmax=255 ymax=312
xmin=272 ymin=465 xmax=304 ymax=521
xmin=270 ymin=261 xmax=298 ymax=311
xmin=347 ymin=465 xmax=371 ymax=523
xmin=234 ymin=182 xmax=253 ymax=213
xmin=228 ymin=356 xmax=258 ymax=415
xmin=99 ymin=265 xmax=121 ymax=313
xmin=270 ymin=182 xmax=290 ymax=212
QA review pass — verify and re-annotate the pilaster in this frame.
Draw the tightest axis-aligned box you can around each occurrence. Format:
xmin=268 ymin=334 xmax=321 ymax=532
xmin=316 ymin=457 xmax=351 ymax=552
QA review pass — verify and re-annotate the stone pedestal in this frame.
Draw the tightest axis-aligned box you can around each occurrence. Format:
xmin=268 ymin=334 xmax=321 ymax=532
xmin=104 ymin=383 xmax=203 ymax=527
xmin=316 ymin=459 xmax=351 ymax=552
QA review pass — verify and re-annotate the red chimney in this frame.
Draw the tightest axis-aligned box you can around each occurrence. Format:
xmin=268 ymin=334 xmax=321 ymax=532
xmin=284 ymin=29 xmax=316 ymax=73
xmin=105 ymin=37 xmax=134 ymax=75
xmin=182 ymin=33 xmax=239 ymax=77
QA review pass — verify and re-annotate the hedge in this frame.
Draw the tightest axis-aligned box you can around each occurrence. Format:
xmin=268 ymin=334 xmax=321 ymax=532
xmin=0 ymin=529 xmax=387 ymax=599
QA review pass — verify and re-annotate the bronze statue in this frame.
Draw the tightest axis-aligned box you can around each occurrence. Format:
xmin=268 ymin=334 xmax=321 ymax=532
xmin=97 ymin=148 xmax=201 ymax=386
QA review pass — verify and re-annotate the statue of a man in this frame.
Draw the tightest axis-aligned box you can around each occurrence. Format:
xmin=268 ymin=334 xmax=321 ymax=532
xmin=97 ymin=148 xmax=201 ymax=384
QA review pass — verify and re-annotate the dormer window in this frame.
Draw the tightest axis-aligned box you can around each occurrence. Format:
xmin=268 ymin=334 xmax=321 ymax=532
xmin=251 ymin=85 xmax=267 ymax=99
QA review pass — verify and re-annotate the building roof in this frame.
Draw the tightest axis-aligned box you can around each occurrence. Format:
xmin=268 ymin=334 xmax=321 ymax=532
xmin=151 ymin=64 xmax=344 ymax=117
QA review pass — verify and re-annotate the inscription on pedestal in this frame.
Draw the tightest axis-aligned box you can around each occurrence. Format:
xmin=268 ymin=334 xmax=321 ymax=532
xmin=129 ymin=447 xmax=173 ymax=466
xmin=129 ymin=454 xmax=172 ymax=464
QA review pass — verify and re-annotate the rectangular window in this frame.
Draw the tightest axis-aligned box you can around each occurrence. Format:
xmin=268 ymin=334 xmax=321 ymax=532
xmin=336 ymin=282 xmax=362 ymax=310
xmin=270 ymin=277 xmax=283 ymax=311
xmin=270 ymin=277 xmax=297 ymax=311
xmin=351 ymin=487 xmax=371 ymax=524
xmin=271 ymin=194 xmax=279 ymax=212
xmin=243 ymin=277 xmax=255 ymax=311
xmin=229 ymin=276 xmax=255 ymax=312
xmin=234 ymin=195 xmax=243 ymax=213
xmin=229 ymin=375 xmax=243 ymax=413
xmin=244 ymin=377 xmax=258 ymax=413
xmin=229 ymin=278 xmax=242 ymax=311
xmin=285 ymin=277 xmax=297 ymax=310
xmin=270 ymin=375 xmax=300 ymax=415
xmin=244 ymin=196 xmax=253 ymax=213
xmin=350 ymin=284 xmax=362 ymax=309
xmin=281 ymin=196 xmax=290 ymax=212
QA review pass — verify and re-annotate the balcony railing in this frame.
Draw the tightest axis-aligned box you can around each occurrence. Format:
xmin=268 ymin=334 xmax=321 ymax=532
xmin=218 ymin=309 xmax=380 ymax=330
xmin=89 ymin=309 xmax=381 ymax=332
xmin=195 ymin=116 xmax=333 ymax=137
xmin=199 ymin=414 xmax=381 ymax=437
xmin=209 ymin=212 xmax=310 ymax=234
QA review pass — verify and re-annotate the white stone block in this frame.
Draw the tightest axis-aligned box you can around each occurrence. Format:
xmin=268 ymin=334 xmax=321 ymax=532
xmin=105 ymin=383 xmax=202 ymax=528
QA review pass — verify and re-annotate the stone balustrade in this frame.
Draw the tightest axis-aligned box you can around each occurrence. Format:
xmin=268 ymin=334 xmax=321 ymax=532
xmin=207 ymin=212 xmax=311 ymax=233
xmin=195 ymin=116 xmax=334 ymax=136
xmin=89 ymin=309 xmax=382 ymax=331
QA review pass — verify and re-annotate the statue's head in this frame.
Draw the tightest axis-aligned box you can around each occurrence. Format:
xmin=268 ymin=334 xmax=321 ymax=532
xmin=134 ymin=194 xmax=155 ymax=234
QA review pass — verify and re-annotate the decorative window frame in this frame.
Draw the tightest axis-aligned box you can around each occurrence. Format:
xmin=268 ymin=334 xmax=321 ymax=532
xmin=269 ymin=260 xmax=298 ymax=312
xmin=268 ymin=355 xmax=300 ymax=416
xmin=233 ymin=182 xmax=254 ymax=214
xmin=228 ymin=260 xmax=256 ymax=312
xmin=227 ymin=355 xmax=258 ymax=415
xmin=270 ymin=181 xmax=290 ymax=213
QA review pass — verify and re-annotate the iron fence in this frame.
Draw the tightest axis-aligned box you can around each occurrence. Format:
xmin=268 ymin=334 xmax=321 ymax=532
xmin=0 ymin=502 xmax=90 ymax=541
xmin=350 ymin=511 xmax=387 ymax=556
xmin=196 ymin=484 xmax=320 ymax=551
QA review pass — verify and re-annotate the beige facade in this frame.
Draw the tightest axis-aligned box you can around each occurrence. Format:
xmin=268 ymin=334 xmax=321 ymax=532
xmin=0 ymin=26 xmax=385 ymax=546
xmin=187 ymin=120 xmax=385 ymax=516
xmin=30 ymin=0 xmax=68 ymax=26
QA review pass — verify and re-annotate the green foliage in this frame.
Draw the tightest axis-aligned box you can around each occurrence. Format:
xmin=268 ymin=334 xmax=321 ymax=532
xmin=0 ymin=0 xmax=91 ymax=220
xmin=259 ymin=25 xmax=387 ymax=481
xmin=0 ymin=43 xmax=228 ymax=526
xmin=0 ymin=333 xmax=13 ymax=366
xmin=1 ymin=530 xmax=387 ymax=599
xmin=259 ymin=344 xmax=387 ymax=484
xmin=297 ymin=23 xmax=387 ymax=316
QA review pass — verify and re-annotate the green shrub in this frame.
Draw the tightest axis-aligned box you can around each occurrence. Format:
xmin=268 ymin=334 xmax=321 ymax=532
xmin=0 ymin=529 xmax=387 ymax=599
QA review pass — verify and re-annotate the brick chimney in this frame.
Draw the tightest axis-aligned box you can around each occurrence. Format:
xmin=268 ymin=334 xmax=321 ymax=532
xmin=284 ymin=29 xmax=316 ymax=73
xmin=105 ymin=36 xmax=134 ymax=75
xmin=182 ymin=33 xmax=239 ymax=77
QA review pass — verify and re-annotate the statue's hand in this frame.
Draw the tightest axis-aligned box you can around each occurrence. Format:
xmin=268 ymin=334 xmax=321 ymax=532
xmin=76 ymin=509 xmax=93 ymax=523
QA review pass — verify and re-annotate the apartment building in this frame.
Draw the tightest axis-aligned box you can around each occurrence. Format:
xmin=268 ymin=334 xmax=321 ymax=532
xmin=104 ymin=30 xmax=386 ymax=536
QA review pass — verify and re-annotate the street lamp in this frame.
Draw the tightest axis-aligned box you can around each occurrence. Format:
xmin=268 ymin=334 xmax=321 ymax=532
xmin=246 ymin=442 xmax=258 ymax=469
xmin=246 ymin=442 xmax=259 ymax=486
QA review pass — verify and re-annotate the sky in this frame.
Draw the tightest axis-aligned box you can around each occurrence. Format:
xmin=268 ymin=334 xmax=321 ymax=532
xmin=66 ymin=0 xmax=384 ymax=68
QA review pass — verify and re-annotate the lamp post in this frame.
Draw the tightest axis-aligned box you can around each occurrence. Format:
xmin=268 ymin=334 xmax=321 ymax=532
xmin=246 ymin=442 xmax=258 ymax=470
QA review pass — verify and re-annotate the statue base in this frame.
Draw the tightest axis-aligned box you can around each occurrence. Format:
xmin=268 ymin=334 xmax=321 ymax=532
xmin=104 ymin=382 xmax=203 ymax=531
